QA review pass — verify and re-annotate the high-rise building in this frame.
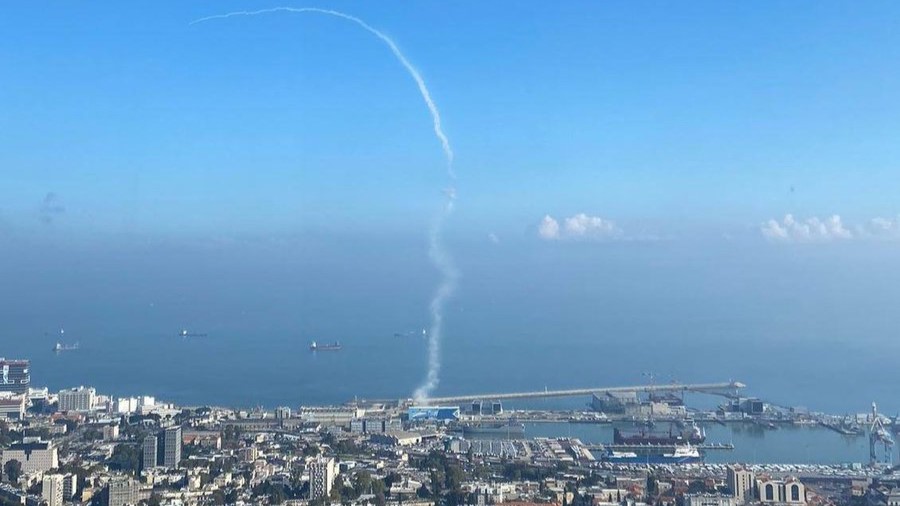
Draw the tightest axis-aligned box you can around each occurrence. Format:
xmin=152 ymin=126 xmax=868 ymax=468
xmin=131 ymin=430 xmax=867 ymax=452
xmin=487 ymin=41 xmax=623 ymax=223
xmin=0 ymin=359 xmax=29 ymax=395
xmin=142 ymin=434 xmax=158 ymax=470
xmin=163 ymin=426 xmax=182 ymax=469
xmin=62 ymin=473 xmax=78 ymax=501
xmin=42 ymin=474 xmax=64 ymax=506
xmin=58 ymin=386 xmax=96 ymax=412
xmin=727 ymin=465 xmax=755 ymax=505
xmin=106 ymin=476 xmax=140 ymax=506
xmin=308 ymin=457 xmax=337 ymax=500
xmin=275 ymin=406 xmax=292 ymax=420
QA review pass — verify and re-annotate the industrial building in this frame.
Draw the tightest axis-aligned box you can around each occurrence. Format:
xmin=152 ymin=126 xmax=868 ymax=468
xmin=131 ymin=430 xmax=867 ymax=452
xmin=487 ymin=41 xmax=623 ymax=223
xmin=591 ymin=391 xmax=639 ymax=413
xmin=407 ymin=406 xmax=460 ymax=421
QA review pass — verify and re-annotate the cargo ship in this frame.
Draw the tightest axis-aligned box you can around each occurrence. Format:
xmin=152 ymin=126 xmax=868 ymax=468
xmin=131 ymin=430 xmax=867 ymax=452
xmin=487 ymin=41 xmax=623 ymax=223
xmin=309 ymin=341 xmax=342 ymax=351
xmin=602 ymin=444 xmax=702 ymax=464
xmin=53 ymin=342 xmax=79 ymax=352
xmin=614 ymin=422 xmax=705 ymax=445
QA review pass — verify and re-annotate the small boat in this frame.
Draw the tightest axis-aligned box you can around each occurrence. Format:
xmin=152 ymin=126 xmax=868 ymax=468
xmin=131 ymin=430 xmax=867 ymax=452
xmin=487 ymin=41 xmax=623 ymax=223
xmin=309 ymin=341 xmax=342 ymax=351
xmin=602 ymin=444 xmax=702 ymax=464
xmin=53 ymin=342 xmax=80 ymax=352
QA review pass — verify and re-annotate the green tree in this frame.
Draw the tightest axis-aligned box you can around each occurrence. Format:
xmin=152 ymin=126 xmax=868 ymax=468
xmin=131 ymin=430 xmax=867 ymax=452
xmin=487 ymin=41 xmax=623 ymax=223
xmin=108 ymin=443 xmax=141 ymax=476
xmin=3 ymin=459 xmax=22 ymax=482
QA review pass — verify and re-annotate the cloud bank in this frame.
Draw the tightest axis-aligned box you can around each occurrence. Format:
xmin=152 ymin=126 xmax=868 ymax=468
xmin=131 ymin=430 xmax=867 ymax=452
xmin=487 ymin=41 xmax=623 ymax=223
xmin=761 ymin=214 xmax=900 ymax=242
xmin=538 ymin=213 xmax=622 ymax=241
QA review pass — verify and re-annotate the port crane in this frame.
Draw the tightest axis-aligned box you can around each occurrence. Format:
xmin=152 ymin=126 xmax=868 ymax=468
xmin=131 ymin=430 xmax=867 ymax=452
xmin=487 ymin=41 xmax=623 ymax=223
xmin=869 ymin=402 xmax=894 ymax=467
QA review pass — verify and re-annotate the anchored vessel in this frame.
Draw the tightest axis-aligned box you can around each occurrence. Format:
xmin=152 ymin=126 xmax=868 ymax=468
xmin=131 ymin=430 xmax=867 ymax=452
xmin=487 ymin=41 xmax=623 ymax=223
xmin=309 ymin=341 xmax=342 ymax=351
xmin=53 ymin=342 xmax=80 ymax=352
xmin=180 ymin=329 xmax=209 ymax=338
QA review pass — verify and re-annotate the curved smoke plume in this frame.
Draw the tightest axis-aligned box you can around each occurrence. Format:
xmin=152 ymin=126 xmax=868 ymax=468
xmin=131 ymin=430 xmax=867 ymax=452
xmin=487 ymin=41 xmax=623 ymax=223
xmin=192 ymin=7 xmax=457 ymax=402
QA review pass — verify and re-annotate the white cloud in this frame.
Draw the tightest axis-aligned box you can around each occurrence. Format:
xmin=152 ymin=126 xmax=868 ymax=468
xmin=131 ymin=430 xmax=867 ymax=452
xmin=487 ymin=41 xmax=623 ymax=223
xmin=538 ymin=213 xmax=622 ymax=241
xmin=488 ymin=232 xmax=500 ymax=244
xmin=564 ymin=213 xmax=621 ymax=238
xmin=761 ymin=214 xmax=853 ymax=242
xmin=538 ymin=215 xmax=561 ymax=240
xmin=861 ymin=215 xmax=900 ymax=239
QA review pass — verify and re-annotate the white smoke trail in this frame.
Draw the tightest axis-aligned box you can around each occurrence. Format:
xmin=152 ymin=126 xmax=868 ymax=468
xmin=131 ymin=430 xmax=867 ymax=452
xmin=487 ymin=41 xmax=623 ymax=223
xmin=190 ymin=7 xmax=454 ymax=178
xmin=192 ymin=7 xmax=456 ymax=401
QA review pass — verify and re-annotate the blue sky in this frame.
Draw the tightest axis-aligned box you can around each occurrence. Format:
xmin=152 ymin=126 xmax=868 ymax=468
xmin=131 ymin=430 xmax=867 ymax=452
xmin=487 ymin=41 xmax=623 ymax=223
xmin=6 ymin=3 xmax=900 ymax=408
xmin=3 ymin=1 xmax=900 ymax=243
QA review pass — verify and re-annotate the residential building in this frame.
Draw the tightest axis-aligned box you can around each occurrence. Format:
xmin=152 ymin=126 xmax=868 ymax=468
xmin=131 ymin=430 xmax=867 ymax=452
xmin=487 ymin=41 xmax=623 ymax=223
xmin=62 ymin=473 xmax=78 ymax=501
xmin=42 ymin=474 xmax=64 ymax=506
xmin=58 ymin=386 xmax=95 ymax=412
xmin=103 ymin=424 xmax=120 ymax=441
xmin=308 ymin=457 xmax=337 ymax=500
xmin=142 ymin=434 xmax=158 ymax=470
xmin=727 ymin=465 xmax=755 ymax=504
xmin=106 ymin=476 xmax=140 ymax=506
xmin=0 ymin=440 xmax=58 ymax=474
xmin=163 ymin=426 xmax=182 ymax=468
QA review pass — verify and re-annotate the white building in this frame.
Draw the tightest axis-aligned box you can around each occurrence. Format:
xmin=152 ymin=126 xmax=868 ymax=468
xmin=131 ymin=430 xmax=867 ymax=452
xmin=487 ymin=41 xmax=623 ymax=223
xmin=42 ymin=474 xmax=64 ymax=506
xmin=0 ymin=395 xmax=25 ymax=420
xmin=58 ymin=386 xmax=95 ymax=412
xmin=116 ymin=397 xmax=139 ymax=414
xmin=0 ymin=440 xmax=58 ymax=474
xmin=103 ymin=424 xmax=120 ymax=441
xmin=757 ymin=476 xmax=806 ymax=504
xmin=308 ymin=457 xmax=337 ymax=500
xmin=685 ymin=495 xmax=736 ymax=506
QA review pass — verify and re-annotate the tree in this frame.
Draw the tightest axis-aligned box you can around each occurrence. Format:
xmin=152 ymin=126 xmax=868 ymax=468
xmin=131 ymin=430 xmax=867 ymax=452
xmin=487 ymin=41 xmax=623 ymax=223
xmin=4 ymin=459 xmax=22 ymax=483
xmin=646 ymin=473 xmax=658 ymax=496
xmin=108 ymin=444 xmax=141 ymax=476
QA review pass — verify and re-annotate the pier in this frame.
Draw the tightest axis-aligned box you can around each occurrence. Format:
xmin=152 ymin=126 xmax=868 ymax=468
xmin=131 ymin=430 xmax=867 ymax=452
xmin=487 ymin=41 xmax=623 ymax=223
xmin=420 ymin=381 xmax=745 ymax=404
